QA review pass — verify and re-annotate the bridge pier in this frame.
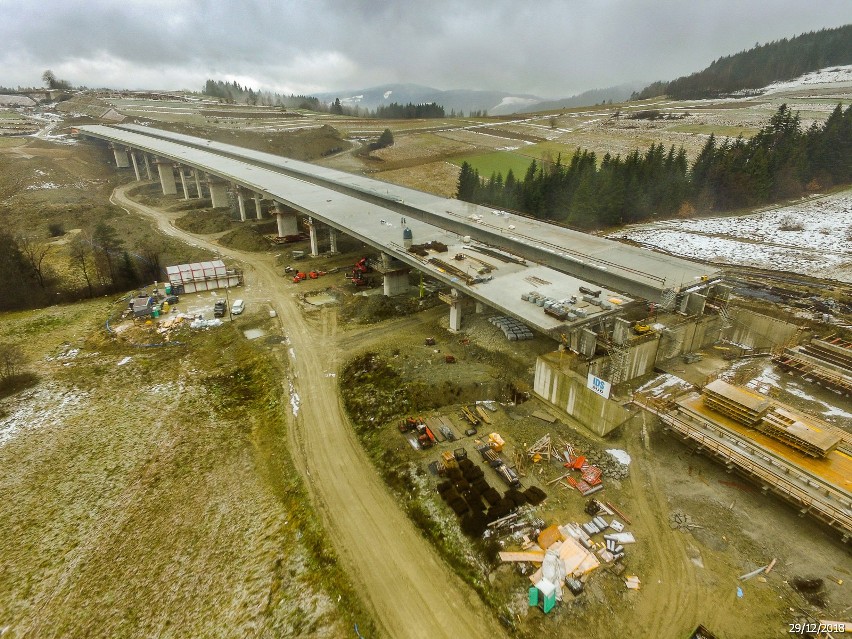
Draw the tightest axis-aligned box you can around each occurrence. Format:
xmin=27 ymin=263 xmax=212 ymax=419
xmin=475 ymin=301 xmax=485 ymax=314
xmin=155 ymin=160 xmax=177 ymax=195
xmin=143 ymin=154 xmax=152 ymax=180
xmin=449 ymin=288 xmax=462 ymax=332
xmin=275 ymin=202 xmax=298 ymax=237
xmin=179 ymin=167 xmax=191 ymax=199
xmin=194 ymin=170 xmax=204 ymax=198
xmin=236 ymin=189 xmax=247 ymax=221
xmin=254 ymin=195 xmax=264 ymax=220
xmin=329 ymin=227 xmax=338 ymax=254
xmin=129 ymin=150 xmax=141 ymax=181
xmin=383 ymin=270 xmax=409 ymax=296
xmin=208 ymin=179 xmax=229 ymax=209
xmin=112 ymin=146 xmax=129 ymax=168
xmin=308 ymin=217 xmax=319 ymax=256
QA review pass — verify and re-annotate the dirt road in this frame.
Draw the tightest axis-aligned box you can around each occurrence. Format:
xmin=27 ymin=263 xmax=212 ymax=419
xmin=112 ymin=183 xmax=506 ymax=639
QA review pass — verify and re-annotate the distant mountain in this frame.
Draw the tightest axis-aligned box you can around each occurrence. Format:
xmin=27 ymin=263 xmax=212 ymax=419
xmin=314 ymin=83 xmax=542 ymax=116
xmin=636 ymin=24 xmax=852 ymax=100
xmin=514 ymin=83 xmax=646 ymax=113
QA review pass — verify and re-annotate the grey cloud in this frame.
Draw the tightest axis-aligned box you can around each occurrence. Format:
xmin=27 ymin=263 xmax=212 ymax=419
xmin=0 ymin=0 xmax=849 ymax=97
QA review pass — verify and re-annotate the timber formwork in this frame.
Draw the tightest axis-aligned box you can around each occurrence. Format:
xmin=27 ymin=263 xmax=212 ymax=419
xmin=760 ymin=408 xmax=841 ymax=458
xmin=634 ymin=393 xmax=852 ymax=541
xmin=773 ymin=336 xmax=852 ymax=396
xmin=702 ymin=379 xmax=770 ymax=426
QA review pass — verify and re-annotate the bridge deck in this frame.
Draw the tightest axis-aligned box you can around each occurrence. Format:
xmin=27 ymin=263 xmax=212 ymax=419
xmin=78 ymin=124 xmax=632 ymax=336
xmin=115 ymin=124 xmax=720 ymax=300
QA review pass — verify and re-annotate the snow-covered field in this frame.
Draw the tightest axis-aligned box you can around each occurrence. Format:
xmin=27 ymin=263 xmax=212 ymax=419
xmin=763 ymin=65 xmax=852 ymax=94
xmin=608 ymin=191 xmax=852 ymax=282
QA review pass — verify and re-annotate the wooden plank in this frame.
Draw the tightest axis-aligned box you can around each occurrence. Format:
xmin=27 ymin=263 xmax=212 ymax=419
xmin=499 ymin=551 xmax=545 ymax=563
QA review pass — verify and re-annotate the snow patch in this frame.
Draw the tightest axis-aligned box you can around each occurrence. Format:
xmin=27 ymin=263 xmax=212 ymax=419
xmin=609 ymin=191 xmax=852 ymax=282
xmin=288 ymin=379 xmax=301 ymax=416
xmin=117 ymin=356 xmax=132 ymax=366
xmin=0 ymin=384 xmax=90 ymax=447
xmin=383 ymin=90 xmax=392 ymax=99
xmin=762 ymin=65 xmax=852 ymax=94
xmin=606 ymin=449 xmax=631 ymax=466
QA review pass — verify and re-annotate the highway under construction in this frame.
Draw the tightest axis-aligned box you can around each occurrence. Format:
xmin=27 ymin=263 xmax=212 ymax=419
xmin=77 ymin=124 xmax=722 ymax=341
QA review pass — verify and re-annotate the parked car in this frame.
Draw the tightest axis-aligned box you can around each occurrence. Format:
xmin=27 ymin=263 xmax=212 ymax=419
xmin=213 ymin=300 xmax=227 ymax=318
xmin=231 ymin=299 xmax=245 ymax=315
xmin=163 ymin=295 xmax=179 ymax=305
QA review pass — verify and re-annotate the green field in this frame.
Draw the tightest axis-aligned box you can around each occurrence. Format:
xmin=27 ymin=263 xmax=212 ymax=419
xmin=450 ymin=150 xmax=535 ymax=178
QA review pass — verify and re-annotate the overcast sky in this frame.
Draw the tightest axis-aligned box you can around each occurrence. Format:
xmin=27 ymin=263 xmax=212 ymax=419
xmin=1 ymin=0 xmax=849 ymax=98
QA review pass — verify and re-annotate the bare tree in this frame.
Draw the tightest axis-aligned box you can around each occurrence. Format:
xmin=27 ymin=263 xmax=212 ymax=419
xmin=69 ymin=234 xmax=94 ymax=297
xmin=0 ymin=343 xmax=24 ymax=383
xmin=16 ymin=234 xmax=52 ymax=289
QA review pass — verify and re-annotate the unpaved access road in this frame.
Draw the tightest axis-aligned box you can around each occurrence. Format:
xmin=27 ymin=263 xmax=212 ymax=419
xmin=112 ymin=183 xmax=506 ymax=639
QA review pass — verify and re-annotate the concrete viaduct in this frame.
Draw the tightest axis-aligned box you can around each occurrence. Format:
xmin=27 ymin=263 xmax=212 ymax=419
xmin=77 ymin=124 xmax=721 ymax=342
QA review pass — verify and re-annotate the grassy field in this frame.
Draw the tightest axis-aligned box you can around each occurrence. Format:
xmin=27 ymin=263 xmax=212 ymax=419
xmin=450 ymin=150 xmax=534 ymax=178
xmin=0 ymin=299 xmax=369 ymax=638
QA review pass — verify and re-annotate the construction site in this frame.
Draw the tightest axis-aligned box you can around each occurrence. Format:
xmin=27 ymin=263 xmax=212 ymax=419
xmin=3 ymin=81 xmax=851 ymax=638
xmin=75 ymin=122 xmax=852 ymax=637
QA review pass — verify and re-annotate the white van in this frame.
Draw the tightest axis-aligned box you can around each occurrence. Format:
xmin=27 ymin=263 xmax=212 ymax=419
xmin=231 ymin=299 xmax=245 ymax=315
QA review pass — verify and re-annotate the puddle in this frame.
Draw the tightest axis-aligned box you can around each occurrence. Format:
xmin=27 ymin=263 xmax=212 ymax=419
xmin=243 ymin=328 xmax=267 ymax=340
xmin=305 ymin=293 xmax=337 ymax=306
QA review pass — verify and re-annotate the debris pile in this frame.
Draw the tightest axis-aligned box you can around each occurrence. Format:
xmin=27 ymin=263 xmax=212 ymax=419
xmin=585 ymin=448 xmax=630 ymax=480
xmin=501 ymin=504 xmax=640 ymax=613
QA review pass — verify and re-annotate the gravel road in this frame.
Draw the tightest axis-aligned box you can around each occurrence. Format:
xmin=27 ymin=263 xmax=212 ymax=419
xmin=112 ymin=183 xmax=506 ymax=639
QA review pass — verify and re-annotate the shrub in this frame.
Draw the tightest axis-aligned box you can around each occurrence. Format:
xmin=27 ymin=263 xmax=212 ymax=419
xmin=779 ymin=215 xmax=804 ymax=231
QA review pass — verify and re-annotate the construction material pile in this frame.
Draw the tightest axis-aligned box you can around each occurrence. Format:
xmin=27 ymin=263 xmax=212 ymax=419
xmin=501 ymin=501 xmax=640 ymax=613
xmin=488 ymin=316 xmax=533 ymax=341
xmin=437 ymin=449 xmax=547 ymax=538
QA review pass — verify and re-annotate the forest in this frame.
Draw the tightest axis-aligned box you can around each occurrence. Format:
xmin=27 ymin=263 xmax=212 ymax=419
xmin=636 ymin=25 xmax=852 ymax=100
xmin=457 ymin=104 xmax=852 ymax=229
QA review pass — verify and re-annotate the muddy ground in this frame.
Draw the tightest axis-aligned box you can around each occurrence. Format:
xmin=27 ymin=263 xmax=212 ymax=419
xmin=335 ymin=307 xmax=851 ymax=639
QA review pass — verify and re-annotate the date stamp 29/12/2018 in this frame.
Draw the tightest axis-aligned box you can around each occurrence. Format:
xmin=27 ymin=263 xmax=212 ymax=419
xmin=789 ymin=621 xmax=846 ymax=634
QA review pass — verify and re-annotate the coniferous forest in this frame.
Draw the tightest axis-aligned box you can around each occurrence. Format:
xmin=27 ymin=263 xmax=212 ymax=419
xmin=456 ymin=104 xmax=852 ymax=229
xmin=636 ymin=25 xmax=852 ymax=100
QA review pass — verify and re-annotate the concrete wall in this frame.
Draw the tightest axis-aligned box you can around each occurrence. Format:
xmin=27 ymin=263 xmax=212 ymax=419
xmin=657 ymin=315 xmax=721 ymax=361
xmin=724 ymin=308 xmax=799 ymax=349
xmin=624 ymin=336 xmax=660 ymax=380
xmin=534 ymin=354 xmax=634 ymax=436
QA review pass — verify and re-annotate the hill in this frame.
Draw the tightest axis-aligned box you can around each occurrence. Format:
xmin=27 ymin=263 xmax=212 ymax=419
xmin=314 ymin=83 xmax=542 ymax=116
xmin=636 ymin=24 xmax=852 ymax=100
xmin=515 ymin=83 xmax=645 ymax=113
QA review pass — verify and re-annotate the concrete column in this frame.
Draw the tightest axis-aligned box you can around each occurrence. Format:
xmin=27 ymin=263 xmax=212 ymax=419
xmin=194 ymin=170 xmax=203 ymax=198
xmin=178 ymin=167 xmax=191 ymax=199
xmin=156 ymin=161 xmax=177 ymax=195
xmin=449 ymin=288 xmax=462 ymax=333
xmin=143 ymin=154 xmax=152 ymax=180
xmin=237 ymin=189 xmax=246 ymax=222
xmin=274 ymin=202 xmax=298 ymax=237
xmin=308 ymin=217 xmax=319 ymax=256
xmin=254 ymin=195 xmax=263 ymax=220
xmin=329 ymin=228 xmax=338 ymax=254
xmin=475 ymin=301 xmax=485 ymax=314
xmin=208 ymin=179 xmax=228 ymax=209
xmin=112 ymin=147 xmax=130 ymax=168
xmin=129 ymin=151 xmax=141 ymax=181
